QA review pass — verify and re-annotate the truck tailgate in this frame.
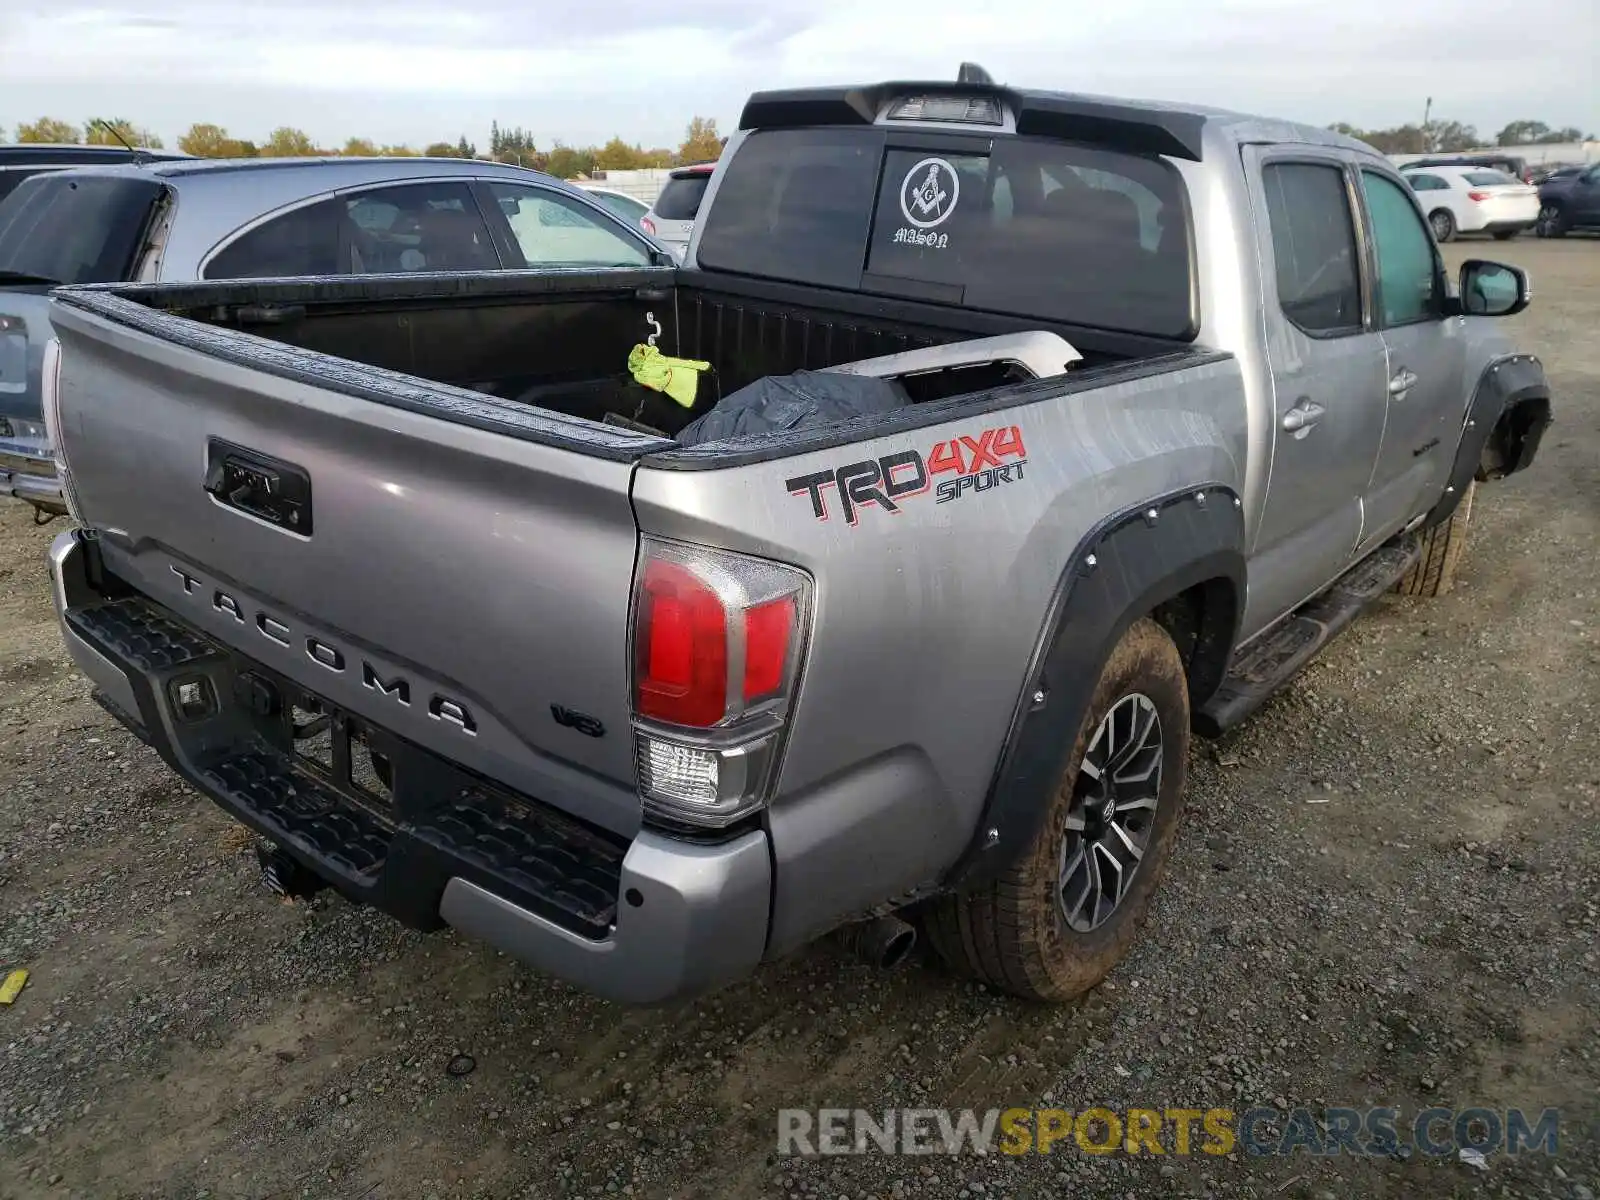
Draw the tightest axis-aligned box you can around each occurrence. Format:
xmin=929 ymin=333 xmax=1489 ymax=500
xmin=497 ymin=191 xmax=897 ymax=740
xmin=49 ymin=295 xmax=656 ymax=837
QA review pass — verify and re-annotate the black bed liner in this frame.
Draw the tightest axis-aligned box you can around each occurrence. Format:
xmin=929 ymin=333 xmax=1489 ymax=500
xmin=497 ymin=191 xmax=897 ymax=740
xmin=51 ymin=266 xmax=1207 ymax=468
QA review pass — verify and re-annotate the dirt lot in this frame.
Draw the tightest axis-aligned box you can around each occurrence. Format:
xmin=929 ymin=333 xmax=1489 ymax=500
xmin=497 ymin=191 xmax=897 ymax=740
xmin=2 ymin=238 xmax=1597 ymax=1200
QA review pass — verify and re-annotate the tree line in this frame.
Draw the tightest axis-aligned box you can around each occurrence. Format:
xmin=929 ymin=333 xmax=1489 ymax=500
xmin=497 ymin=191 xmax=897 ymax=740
xmin=8 ymin=115 xmax=727 ymax=178
xmin=16 ymin=112 xmax=1589 ymax=172
xmin=1328 ymin=117 xmax=1592 ymax=156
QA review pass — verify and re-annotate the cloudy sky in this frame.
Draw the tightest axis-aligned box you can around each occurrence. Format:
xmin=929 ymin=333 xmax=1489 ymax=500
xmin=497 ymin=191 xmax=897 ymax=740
xmin=1 ymin=0 xmax=1593 ymax=152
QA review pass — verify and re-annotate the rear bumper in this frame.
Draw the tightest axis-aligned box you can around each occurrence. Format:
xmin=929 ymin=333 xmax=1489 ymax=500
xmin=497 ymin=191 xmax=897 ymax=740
xmin=0 ymin=447 xmax=63 ymax=511
xmin=47 ymin=530 xmax=771 ymax=1005
xmin=1480 ymin=217 xmax=1538 ymax=234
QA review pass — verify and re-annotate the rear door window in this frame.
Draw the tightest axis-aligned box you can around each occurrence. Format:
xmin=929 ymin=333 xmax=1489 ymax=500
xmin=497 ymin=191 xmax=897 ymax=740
xmin=652 ymin=174 xmax=711 ymax=221
xmin=0 ymin=173 xmax=165 ymax=284
xmin=696 ymin=128 xmax=1195 ymax=339
xmin=206 ymin=181 xmax=501 ymax=279
xmin=342 ymin=182 xmax=500 ymax=273
xmin=205 ymin=199 xmax=341 ymax=279
xmin=1260 ymin=162 xmax=1362 ymax=336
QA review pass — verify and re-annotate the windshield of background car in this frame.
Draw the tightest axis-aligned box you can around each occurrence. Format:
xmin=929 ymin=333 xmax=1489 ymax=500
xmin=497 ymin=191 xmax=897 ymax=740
xmin=0 ymin=173 xmax=164 ymax=284
xmin=696 ymin=128 xmax=1195 ymax=339
xmin=1464 ymin=170 xmax=1519 ymax=187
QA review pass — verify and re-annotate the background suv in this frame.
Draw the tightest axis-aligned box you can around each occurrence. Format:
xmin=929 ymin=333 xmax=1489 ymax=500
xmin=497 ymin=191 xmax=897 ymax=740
xmin=1536 ymin=163 xmax=1600 ymax=236
xmin=0 ymin=155 xmax=667 ymax=515
xmin=641 ymin=163 xmax=715 ymax=260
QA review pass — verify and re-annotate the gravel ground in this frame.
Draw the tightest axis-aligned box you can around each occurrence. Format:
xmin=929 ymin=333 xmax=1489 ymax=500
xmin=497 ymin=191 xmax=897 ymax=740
xmin=2 ymin=238 xmax=1597 ymax=1200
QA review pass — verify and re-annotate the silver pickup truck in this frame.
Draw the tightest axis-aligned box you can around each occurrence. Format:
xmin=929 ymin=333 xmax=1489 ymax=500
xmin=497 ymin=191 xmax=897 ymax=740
xmin=42 ymin=69 xmax=1550 ymax=1005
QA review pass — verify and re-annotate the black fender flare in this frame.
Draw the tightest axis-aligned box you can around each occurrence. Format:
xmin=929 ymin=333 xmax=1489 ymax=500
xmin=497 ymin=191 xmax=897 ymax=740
xmin=945 ymin=484 xmax=1246 ymax=887
xmin=1425 ymin=353 xmax=1551 ymax=528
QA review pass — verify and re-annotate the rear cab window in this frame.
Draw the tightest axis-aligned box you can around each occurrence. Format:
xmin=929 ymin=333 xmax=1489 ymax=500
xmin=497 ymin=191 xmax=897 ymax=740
xmin=695 ymin=128 xmax=1195 ymax=340
xmin=652 ymin=173 xmax=712 ymax=221
xmin=0 ymin=173 xmax=165 ymax=284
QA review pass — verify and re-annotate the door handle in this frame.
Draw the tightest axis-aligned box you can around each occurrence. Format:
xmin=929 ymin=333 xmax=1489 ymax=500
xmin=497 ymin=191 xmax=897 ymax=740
xmin=1388 ymin=368 xmax=1418 ymax=397
xmin=1281 ymin=397 xmax=1325 ymax=438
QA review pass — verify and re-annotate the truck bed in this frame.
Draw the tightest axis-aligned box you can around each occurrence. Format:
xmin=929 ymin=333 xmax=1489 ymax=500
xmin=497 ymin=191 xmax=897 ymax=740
xmin=58 ymin=267 xmax=1185 ymax=448
xmin=45 ymin=260 xmax=1242 ymax=1000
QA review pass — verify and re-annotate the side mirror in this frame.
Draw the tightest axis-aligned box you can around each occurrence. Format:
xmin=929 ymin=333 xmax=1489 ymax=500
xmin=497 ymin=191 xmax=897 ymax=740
xmin=1457 ymin=259 xmax=1530 ymax=318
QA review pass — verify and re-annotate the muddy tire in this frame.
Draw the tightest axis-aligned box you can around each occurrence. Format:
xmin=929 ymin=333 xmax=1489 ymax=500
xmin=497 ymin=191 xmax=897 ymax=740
xmin=1395 ymin=480 xmax=1475 ymax=598
xmin=923 ymin=618 xmax=1189 ymax=1001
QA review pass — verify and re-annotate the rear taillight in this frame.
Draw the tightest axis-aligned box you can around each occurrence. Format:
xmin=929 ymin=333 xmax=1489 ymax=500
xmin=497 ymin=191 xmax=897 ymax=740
xmin=636 ymin=558 xmax=729 ymax=727
xmin=641 ymin=216 xmax=657 ymax=235
xmin=1468 ymin=190 xmax=1493 ymax=202
xmin=630 ymin=537 xmax=811 ymax=828
xmin=38 ymin=336 xmax=86 ymax=524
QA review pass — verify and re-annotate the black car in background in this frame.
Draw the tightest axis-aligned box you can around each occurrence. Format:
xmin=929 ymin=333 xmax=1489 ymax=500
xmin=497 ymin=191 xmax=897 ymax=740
xmin=1536 ymin=163 xmax=1600 ymax=236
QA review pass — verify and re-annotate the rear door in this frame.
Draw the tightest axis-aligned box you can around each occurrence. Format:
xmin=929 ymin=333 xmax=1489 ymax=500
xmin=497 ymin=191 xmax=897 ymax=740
xmin=1242 ymin=148 xmax=1388 ymax=633
xmin=1573 ymin=166 xmax=1600 ymax=226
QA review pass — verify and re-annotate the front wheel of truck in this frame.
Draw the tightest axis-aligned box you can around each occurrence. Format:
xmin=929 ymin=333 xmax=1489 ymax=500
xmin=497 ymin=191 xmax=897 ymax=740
xmin=925 ymin=618 xmax=1190 ymax=1001
xmin=1395 ymin=480 xmax=1475 ymax=598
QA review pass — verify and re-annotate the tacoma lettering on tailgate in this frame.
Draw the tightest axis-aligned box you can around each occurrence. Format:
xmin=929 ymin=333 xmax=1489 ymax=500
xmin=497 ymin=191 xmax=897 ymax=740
xmin=785 ymin=424 xmax=1027 ymax=526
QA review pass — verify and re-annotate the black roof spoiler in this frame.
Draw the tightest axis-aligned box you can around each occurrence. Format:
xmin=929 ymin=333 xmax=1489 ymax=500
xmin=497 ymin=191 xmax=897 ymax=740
xmin=737 ymin=74 xmax=1206 ymax=162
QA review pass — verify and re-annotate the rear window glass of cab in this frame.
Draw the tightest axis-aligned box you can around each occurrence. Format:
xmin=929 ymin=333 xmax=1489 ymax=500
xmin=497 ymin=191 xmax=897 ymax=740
xmin=696 ymin=127 xmax=1196 ymax=340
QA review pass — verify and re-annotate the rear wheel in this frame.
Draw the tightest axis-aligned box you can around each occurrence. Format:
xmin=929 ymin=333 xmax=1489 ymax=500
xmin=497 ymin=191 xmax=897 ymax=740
xmin=924 ymin=618 xmax=1189 ymax=1001
xmin=1429 ymin=209 xmax=1457 ymax=243
xmin=1536 ymin=204 xmax=1568 ymax=238
xmin=1396 ymin=480 xmax=1475 ymax=598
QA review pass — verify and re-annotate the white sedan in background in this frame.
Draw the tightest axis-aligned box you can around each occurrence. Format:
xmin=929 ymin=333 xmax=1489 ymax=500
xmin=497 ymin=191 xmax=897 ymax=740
xmin=571 ymin=184 xmax=651 ymax=227
xmin=1402 ymin=166 xmax=1541 ymax=242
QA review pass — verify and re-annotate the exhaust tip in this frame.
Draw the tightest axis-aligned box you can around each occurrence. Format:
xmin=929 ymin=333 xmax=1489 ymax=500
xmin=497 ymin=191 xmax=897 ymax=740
xmin=878 ymin=923 xmax=917 ymax=970
xmin=837 ymin=914 xmax=918 ymax=972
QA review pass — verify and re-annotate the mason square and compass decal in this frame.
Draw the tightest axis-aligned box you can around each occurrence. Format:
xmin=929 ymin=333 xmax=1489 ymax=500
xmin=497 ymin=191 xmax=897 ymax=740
xmin=893 ymin=156 xmax=961 ymax=249
xmin=785 ymin=423 xmax=1029 ymax=526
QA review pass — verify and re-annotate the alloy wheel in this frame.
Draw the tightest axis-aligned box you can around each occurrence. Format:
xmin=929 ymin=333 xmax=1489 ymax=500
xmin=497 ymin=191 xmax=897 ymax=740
xmin=1057 ymin=693 xmax=1163 ymax=933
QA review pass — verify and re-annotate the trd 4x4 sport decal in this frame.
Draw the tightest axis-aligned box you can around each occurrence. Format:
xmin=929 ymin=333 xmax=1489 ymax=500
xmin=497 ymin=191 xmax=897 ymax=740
xmin=785 ymin=424 xmax=1028 ymax=525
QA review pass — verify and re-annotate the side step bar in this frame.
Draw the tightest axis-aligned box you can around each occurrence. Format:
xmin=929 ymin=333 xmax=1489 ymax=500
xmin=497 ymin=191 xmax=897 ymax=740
xmin=1194 ymin=538 xmax=1420 ymax=737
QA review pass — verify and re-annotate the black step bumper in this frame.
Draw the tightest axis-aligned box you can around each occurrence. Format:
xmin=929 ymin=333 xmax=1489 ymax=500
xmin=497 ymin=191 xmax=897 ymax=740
xmin=46 ymin=530 xmax=770 ymax=1004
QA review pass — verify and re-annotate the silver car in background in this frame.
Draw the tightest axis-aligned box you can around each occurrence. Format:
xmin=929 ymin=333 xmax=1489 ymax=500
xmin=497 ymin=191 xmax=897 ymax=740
xmin=640 ymin=163 xmax=715 ymax=260
xmin=571 ymin=184 xmax=652 ymax=227
xmin=0 ymin=155 xmax=669 ymax=514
